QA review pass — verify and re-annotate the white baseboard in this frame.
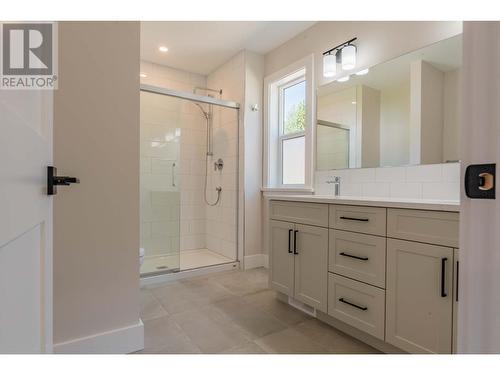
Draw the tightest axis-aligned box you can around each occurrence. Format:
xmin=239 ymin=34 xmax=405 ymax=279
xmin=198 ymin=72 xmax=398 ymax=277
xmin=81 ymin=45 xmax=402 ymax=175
xmin=54 ymin=320 xmax=144 ymax=354
xmin=244 ymin=254 xmax=269 ymax=270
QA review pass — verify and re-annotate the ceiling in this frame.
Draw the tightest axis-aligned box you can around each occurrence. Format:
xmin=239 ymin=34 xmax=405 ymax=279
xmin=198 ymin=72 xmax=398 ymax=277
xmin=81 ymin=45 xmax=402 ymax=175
xmin=140 ymin=21 xmax=316 ymax=75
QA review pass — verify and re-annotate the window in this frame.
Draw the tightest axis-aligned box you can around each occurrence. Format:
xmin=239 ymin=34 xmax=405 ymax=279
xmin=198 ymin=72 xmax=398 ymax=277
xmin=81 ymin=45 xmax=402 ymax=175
xmin=279 ymin=80 xmax=306 ymax=185
xmin=263 ymin=55 xmax=314 ymax=190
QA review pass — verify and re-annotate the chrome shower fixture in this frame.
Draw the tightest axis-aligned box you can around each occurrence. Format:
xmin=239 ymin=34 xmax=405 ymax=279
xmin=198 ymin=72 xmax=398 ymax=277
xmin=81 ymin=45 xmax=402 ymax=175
xmin=214 ymin=158 xmax=224 ymax=171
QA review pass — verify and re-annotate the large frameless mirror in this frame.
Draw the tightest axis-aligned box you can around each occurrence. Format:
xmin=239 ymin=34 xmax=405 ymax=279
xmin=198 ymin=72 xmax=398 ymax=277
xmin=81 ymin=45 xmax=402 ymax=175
xmin=316 ymin=34 xmax=462 ymax=170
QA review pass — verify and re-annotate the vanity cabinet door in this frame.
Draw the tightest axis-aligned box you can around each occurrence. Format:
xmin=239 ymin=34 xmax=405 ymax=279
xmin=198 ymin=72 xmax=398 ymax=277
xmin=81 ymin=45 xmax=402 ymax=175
xmin=269 ymin=220 xmax=295 ymax=296
xmin=294 ymin=224 xmax=329 ymax=312
xmin=386 ymin=239 xmax=453 ymax=354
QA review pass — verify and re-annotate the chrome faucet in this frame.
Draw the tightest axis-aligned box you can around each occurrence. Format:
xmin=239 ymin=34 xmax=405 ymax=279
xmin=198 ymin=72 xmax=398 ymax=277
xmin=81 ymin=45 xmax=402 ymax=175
xmin=326 ymin=176 xmax=341 ymax=196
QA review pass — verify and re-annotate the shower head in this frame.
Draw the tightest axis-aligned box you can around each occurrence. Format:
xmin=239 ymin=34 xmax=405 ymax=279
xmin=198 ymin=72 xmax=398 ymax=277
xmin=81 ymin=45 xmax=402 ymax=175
xmin=193 ymin=102 xmax=210 ymax=120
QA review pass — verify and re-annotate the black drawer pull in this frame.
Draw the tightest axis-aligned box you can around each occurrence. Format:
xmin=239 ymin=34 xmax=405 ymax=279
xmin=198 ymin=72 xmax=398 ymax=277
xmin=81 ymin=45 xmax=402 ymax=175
xmin=456 ymin=260 xmax=459 ymax=302
xmin=293 ymin=230 xmax=299 ymax=255
xmin=339 ymin=252 xmax=369 ymax=261
xmin=339 ymin=216 xmax=369 ymax=222
xmin=441 ymin=257 xmax=448 ymax=298
xmin=288 ymin=229 xmax=293 ymax=254
xmin=339 ymin=298 xmax=368 ymax=311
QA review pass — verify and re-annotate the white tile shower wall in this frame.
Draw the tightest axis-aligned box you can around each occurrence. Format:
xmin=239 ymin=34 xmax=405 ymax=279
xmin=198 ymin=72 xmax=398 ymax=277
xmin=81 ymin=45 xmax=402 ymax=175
xmin=314 ymin=163 xmax=460 ymax=201
xmin=140 ymin=61 xmax=208 ymax=253
xmin=205 ymin=51 xmax=245 ymax=260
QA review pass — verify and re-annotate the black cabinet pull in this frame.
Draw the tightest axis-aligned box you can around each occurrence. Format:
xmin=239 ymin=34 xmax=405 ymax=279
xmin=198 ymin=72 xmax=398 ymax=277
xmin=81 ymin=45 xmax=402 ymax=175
xmin=339 ymin=252 xmax=369 ymax=261
xmin=441 ymin=257 xmax=448 ymax=298
xmin=339 ymin=298 xmax=368 ymax=311
xmin=293 ymin=230 xmax=298 ymax=255
xmin=456 ymin=260 xmax=459 ymax=302
xmin=339 ymin=216 xmax=369 ymax=222
xmin=288 ymin=229 xmax=293 ymax=254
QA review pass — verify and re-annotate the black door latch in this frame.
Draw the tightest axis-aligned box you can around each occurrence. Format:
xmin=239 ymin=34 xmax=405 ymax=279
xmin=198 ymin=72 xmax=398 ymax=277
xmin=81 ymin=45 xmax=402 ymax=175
xmin=465 ymin=163 xmax=495 ymax=199
xmin=47 ymin=166 xmax=80 ymax=195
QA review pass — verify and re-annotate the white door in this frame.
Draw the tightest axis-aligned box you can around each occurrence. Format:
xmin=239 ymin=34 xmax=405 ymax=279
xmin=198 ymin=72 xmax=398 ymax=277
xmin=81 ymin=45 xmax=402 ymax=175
xmin=459 ymin=22 xmax=500 ymax=353
xmin=0 ymin=88 xmax=53 ymax=353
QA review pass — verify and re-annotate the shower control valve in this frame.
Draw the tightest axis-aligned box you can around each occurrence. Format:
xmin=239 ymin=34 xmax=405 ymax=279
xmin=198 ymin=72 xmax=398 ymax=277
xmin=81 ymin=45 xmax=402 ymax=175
xmin=214 ymin=158 xmax=224 ymax=171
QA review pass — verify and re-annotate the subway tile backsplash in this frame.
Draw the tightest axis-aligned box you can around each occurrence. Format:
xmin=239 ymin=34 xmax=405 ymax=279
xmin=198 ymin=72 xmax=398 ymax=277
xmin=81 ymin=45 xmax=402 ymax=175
xmin=315 ymin=163 xmax=460 ymax=201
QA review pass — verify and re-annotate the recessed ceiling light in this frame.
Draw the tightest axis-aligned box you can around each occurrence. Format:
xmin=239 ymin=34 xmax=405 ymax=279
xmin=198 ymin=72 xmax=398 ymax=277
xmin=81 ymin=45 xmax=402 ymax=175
xmin=337 ymin=76 xmax=350 ymax=82
xmin=356 ymin=68 xmax=369 ymax=76
xmin=158 ymin=46 xmax=168 ymax=53
xmin=139 ymin=72 xmax=147 ymax=78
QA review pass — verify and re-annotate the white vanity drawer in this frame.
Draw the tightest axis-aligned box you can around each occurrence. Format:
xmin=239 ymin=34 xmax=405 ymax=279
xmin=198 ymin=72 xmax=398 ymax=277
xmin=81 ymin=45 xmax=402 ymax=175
xmin=270 ymin=200 xmax=329 ymax=227
xmin=329 ymin=230 xmax=386 ymax=288
xmin=387 ymin=209 xmax=459 ymax=247
xmin=329 ymin=205 xmax=386 ymax=236
xmin=328 ymin=273 xmax=385 ymax=340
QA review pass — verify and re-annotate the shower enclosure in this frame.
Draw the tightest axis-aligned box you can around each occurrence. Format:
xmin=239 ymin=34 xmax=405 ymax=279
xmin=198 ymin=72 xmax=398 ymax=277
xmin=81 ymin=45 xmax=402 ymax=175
xmin=140 ymin=84 xmax=240 ymax=277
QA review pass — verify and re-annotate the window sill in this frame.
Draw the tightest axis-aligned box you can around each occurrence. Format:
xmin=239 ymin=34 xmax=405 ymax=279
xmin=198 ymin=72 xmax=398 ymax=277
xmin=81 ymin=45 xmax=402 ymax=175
xmin=261 ymin=187 xmax=314 ymax=194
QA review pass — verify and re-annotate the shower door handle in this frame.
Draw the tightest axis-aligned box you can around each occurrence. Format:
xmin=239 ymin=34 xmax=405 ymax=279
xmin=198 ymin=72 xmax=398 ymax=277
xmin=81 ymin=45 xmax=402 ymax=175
xmin=172 ymin=162 xmax=176 ymax=187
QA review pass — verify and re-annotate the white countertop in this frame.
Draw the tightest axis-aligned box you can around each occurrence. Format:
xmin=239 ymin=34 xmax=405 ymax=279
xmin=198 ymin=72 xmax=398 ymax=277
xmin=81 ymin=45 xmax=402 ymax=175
xmin=267 ymin=194 xmax=460 ymax=212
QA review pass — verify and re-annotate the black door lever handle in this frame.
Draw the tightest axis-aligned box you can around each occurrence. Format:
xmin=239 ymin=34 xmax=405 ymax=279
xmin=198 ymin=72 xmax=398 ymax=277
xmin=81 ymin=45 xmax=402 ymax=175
xmin=53 ymin=176 xmax=80 ymax=185
xmin=48 ymin=166 xmax=80 ymax=195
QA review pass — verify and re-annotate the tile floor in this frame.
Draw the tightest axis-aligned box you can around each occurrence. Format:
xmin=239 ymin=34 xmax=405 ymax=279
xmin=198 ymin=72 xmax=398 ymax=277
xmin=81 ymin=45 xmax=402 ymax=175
xmin=137 ymin=267 xmax=381 ymax=354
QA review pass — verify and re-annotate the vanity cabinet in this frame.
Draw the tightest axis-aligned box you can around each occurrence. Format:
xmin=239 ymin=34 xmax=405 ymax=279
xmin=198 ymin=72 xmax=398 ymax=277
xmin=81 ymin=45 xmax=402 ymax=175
xmin=268 ymin=199 xmax=459 ymax=354
xmin=385 ymin=239 xmax=454 ymax=354
xmin=269 ymin=205 xmax=328 ymax=312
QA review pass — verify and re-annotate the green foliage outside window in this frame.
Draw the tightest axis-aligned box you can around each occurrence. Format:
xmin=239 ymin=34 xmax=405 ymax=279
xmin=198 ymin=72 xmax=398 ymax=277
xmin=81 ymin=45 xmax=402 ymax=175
xmin=283 ymin=100 xmax=305 ymax=134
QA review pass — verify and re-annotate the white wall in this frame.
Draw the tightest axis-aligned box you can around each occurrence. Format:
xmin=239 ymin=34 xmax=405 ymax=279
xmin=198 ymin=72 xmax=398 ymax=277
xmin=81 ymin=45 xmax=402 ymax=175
xmin=458 ymin=21 xmax=500 ymax=354
xmin=206 ymin=52 xmax=244 ymax=260
xmin=54 ymin=22 xmax=142 ymax=352
xmin=243 ymin=52 xmax=265 ymax=258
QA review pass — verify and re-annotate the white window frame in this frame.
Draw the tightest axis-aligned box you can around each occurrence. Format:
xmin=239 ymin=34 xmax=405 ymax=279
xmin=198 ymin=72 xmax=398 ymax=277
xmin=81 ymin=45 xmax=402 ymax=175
xmin=263 ymin=54 xmax=315 ymax=191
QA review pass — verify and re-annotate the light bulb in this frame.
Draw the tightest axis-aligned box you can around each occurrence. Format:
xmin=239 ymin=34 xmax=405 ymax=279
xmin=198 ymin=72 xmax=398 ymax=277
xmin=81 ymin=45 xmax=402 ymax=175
xmin=158 ymin=46 xmax=169 ymax=53
xmin=323 ymin=53 xmax=336 ymax=77
xmin=139 ymin=72 xmax=147 ymax=78
xmin=341 ymin=44 xmax=356 ymax=71
xmin=337 ymin=76 xmax=350 ymax=82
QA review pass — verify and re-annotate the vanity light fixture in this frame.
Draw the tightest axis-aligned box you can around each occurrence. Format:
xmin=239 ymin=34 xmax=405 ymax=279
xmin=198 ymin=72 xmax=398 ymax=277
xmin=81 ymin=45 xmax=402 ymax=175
xmin=158 ymin=46 xmax=169 ymax=53
xmin=355 ymin=68 xmax=369 ymax=76
xmin=323 ymin=53 xmax=336 ymax=77
xmin=341 ymin=44 xmax=357 ymax=70
xmin=337 ymin=76 xmax=350 ymax=82
xmin=322 ymin=37 xmax=357 ymax=78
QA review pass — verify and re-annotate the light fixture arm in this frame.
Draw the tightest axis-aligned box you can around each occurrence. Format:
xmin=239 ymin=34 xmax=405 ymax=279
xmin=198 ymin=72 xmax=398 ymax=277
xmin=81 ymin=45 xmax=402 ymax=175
xmin=322 ymin=37 xmax=357 ymax=56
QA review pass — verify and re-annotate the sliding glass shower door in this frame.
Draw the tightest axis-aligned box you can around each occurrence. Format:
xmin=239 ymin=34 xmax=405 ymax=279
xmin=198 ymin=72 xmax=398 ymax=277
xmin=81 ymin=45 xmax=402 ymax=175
xmin=140 ymin=85 xmax=240 ymax=277
xmin=140 ymin=91 xmax=181 ymax=275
